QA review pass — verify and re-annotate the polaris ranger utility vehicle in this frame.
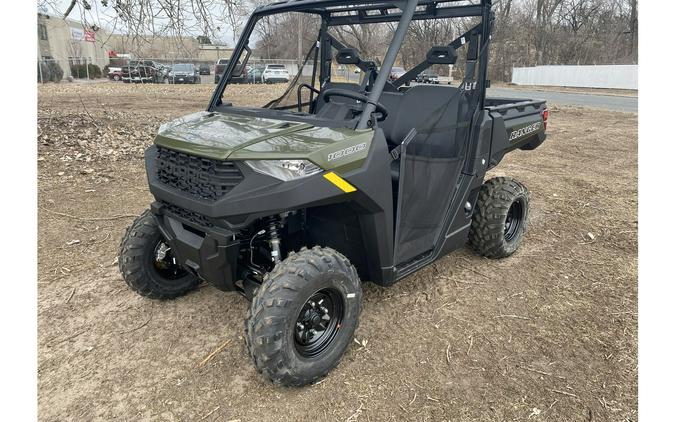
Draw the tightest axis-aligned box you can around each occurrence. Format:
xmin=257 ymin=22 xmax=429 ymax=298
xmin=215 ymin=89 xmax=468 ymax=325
xmin=119 ymin=0 xmax=548 ymax=386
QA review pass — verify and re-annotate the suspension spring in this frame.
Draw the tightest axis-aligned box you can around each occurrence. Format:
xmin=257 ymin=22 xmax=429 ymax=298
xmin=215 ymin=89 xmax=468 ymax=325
xmin=268 ymin=218 xmax=282 ymax=265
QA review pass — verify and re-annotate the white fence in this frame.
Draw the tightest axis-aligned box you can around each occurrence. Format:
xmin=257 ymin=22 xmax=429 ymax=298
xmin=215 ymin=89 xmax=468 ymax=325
xmin=511 ymin=65 xmax=638 ymax=90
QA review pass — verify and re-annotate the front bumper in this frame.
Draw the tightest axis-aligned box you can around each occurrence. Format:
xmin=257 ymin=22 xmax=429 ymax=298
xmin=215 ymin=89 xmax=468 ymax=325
xmin=151 ymin=201 xmax=240 ymax=291
xmin=169 ymin=76 xmax=196 ymax=84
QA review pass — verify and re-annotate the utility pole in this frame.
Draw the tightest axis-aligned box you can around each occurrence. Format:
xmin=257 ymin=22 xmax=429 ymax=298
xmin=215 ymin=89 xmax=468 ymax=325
xmin=297 ymin=14 xmax=303 ymax=74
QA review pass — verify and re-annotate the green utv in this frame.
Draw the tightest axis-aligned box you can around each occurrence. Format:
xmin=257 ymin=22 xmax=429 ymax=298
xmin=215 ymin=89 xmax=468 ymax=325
xmin=119 ymin=0 xmax=548 ymax=386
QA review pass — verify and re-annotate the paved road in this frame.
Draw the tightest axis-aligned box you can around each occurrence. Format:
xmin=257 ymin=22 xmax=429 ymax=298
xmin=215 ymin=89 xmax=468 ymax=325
xmin=487 ymin=87 xmax=637 ymax=113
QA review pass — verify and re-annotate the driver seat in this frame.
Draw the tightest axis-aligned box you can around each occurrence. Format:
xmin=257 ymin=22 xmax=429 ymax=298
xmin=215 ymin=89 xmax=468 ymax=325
xmin=315 ymin=48 xmax=376 ymax=119
xmin=314 ymin=82 xmax=362 ymax=119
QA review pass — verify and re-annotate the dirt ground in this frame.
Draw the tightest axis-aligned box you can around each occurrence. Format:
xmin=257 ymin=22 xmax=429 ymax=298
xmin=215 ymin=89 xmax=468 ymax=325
xmin=37 ymin=82 xmax=637 ymax=421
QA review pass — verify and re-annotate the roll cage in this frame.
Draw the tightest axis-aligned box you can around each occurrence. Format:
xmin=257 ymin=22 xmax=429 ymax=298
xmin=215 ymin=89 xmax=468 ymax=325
xmin=208 ymin=0 xmax=494 ymax=126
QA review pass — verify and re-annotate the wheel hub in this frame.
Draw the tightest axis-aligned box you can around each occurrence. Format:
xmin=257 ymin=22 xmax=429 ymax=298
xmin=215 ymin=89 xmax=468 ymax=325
xmin=294 ymin=289 xmax=344 ymax=358
xmin=151 ymin=241 xmax=188 ymax=280
xmin=504 ymin=199 xmax=524 ymax=242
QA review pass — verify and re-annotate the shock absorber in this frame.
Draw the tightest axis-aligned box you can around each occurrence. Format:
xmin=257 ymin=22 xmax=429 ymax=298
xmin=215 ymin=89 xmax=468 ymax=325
xmin=268 ymin=218 xmax=282 ymax=265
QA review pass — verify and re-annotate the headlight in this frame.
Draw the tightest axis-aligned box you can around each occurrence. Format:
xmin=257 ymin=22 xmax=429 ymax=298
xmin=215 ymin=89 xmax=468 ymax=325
xmin=246 ymin=160 xmax=322 ymax=181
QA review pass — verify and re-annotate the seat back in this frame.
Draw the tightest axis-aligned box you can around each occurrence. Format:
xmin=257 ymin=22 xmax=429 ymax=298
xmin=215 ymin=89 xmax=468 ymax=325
xmin=314 ymin=82 xmax=362 ymax=116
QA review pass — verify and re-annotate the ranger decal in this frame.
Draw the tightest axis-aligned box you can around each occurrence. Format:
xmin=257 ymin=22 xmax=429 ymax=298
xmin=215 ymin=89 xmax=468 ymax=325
xmin=509 ymin=122 xmax=542 ymax=143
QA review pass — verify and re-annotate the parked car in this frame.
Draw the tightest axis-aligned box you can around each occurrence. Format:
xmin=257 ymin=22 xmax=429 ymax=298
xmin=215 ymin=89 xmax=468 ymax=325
xmin=214 ymin=58 xmax=229 ymax=84
xmin=121 ymin=65 xmax=161 ymax=83
xmin=131 ymin=60 xmax=166 ymax=78
xmin=245 ymin=67 xmax=265 ymax=84
xmin=416 ymin=70 xmax=440 ymax=84
xmin=168 ymin=63 xmax=201 ymax=84
xmin=199 ymin=64 xmax=211 ymax=75
xmin=215 ymin=59 xmax=252 ymax=84
xmin=229 ymin=66 xmax=253 ymax=84
xmin=156 ymin=63 xmax=170 ymax=81
xmin=388 ymin=66 xmax=406 ymax=82
xmin=107 ymin=67 xmax=123 ymax=81
xmin=262 ymin=64 xmax=290 ymax=83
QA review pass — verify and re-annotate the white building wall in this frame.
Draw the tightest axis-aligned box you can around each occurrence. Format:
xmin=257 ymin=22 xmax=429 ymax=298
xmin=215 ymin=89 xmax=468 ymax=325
xmin=38 ymin=13 xmax=111 ymax=78
xmin=511 ymin=65 xmax=638 ymax=90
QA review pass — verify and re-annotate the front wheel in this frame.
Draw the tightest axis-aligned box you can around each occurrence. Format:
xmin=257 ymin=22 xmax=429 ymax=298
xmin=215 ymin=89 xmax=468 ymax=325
xmin=468 ymin=177 xmax=530 ymax=259
xmin=244 ymin=246 xmax=362 ymax=386
xmin=118 ymin=210 xmax=200 ymax=299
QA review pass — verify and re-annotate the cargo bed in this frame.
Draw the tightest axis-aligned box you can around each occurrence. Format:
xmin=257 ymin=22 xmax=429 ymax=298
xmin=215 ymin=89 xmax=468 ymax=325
xmin=484 ymin=97 xmax=548 ymax=167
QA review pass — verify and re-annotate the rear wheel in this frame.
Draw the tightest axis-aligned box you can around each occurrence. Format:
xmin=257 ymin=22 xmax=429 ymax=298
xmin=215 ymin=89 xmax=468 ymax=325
xmin=118 ymin=210 xmax=200 ymax=299
xmin=468 ymin=177 xmax=530 ymax=259
xmin=244 ymin=246 xmax=362 ymax=386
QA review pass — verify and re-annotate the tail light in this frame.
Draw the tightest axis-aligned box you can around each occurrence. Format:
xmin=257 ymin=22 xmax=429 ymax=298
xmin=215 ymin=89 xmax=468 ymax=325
xmin=542 ymin=108 xmax=549 ymax=129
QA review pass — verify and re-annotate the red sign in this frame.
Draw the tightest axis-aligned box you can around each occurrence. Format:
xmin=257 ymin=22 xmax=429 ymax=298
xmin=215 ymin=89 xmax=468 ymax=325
xmin=84 ymin=30 xmax=96 ymax=42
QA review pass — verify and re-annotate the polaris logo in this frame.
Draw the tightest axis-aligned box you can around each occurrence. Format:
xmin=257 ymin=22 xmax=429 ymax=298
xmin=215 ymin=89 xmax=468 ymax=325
xmin=509 ymin=122 xmax=542 ymax=142
xmin=327 ymin=142 xmax=367 ymax=161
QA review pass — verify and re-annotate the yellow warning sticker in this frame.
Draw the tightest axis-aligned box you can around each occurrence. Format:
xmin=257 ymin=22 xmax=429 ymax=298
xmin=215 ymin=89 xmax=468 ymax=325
xmin=323 ymin=172 xmax=357 ymax=193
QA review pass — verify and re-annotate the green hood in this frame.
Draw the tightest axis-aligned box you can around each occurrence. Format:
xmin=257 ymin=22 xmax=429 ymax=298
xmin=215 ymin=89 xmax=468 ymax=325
xmin=154 ymin=111 xmax=374 ymax=170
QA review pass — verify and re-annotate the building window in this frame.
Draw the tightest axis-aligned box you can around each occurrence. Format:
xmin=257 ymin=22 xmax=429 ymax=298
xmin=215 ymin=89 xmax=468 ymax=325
xmin=68 ymin=57 xmax=86 ymax=65
xmin=38 ymin=23 xmax=48 ymax=41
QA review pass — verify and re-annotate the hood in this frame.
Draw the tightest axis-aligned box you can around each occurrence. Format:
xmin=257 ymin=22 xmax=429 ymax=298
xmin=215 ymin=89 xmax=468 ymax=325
xmin=154 ymin=111 xmax=374 ymax=170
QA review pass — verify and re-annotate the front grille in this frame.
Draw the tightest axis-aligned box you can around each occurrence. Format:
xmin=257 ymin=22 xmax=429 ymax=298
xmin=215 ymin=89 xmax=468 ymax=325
xmin=156 ymin=146 xmax=243 ymax=201
xmin=161 ymin=201 xmax=213 ymax=228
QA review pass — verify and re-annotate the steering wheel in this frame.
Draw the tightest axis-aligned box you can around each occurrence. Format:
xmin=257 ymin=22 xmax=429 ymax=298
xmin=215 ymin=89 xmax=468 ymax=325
xmin=322 ymin=88 xmax=389 ymax=121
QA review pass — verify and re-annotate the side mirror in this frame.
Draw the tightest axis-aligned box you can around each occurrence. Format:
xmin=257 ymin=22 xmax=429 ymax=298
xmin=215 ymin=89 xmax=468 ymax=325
xmin=427 ymin=46 xmax=457 ymax=65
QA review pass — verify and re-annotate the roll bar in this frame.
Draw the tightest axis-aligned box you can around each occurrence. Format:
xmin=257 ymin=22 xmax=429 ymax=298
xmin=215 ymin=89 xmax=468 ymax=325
xmin=208 ymin=0 xmax=494 ymax=116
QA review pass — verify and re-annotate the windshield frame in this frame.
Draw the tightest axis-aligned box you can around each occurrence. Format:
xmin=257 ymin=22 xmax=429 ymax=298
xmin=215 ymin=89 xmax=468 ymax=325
xmin=207 ymin=0 xmax=491 ymax=125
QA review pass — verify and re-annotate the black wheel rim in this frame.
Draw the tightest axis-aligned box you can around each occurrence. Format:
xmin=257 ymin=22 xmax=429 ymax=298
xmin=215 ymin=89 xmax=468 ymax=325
xmin=294 ymin=289 xmax=344 ymax=358
xmin=150 ymin=241 xmax=188 ymax=280
xmin=504 ymin=199 xmax=524 ymax=242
